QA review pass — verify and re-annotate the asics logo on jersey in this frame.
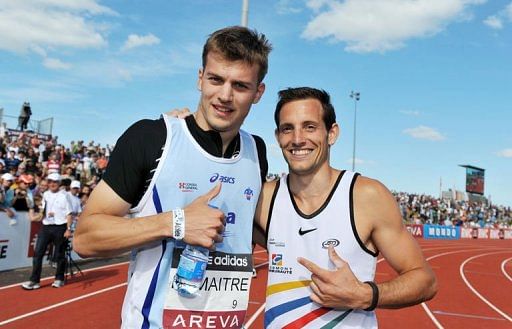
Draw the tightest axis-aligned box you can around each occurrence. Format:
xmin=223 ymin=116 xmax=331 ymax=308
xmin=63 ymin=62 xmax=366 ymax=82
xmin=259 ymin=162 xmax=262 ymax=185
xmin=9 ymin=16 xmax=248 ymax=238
xmin=210 ymin=173 xmax=236 ymax=184
xmin=298 ymin=227 xmax=317 ymax=236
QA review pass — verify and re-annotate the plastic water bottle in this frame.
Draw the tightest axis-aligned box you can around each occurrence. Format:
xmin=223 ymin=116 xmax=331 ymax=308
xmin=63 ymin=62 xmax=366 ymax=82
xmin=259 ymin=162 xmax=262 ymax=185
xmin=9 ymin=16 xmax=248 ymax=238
xmin=175 ymin=245 xmax=209 ymax=297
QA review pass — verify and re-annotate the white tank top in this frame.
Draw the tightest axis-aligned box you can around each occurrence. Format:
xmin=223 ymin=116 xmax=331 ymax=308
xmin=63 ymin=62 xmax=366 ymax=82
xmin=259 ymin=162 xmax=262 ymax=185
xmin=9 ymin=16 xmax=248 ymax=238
xmin=265 ymin=171 xmax=378 ymax=328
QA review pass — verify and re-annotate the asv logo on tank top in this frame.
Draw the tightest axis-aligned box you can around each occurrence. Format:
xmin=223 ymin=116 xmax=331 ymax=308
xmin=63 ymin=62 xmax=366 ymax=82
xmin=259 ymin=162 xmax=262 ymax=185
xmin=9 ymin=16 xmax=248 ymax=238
xmin=210 ymin=173 xmax=236 ymax=184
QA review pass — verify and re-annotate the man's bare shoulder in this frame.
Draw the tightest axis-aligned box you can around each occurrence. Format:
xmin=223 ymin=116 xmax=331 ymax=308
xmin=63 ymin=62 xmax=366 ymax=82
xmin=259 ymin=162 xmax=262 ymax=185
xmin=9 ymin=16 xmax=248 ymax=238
xmin=353 ymin=175 xmax=393 ymax=203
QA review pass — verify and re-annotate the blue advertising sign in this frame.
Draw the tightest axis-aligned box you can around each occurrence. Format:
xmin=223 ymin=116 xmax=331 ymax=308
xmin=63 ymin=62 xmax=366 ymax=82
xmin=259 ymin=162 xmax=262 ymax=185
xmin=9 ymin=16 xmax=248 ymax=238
xmin=423 ymin=225 xmax=460 ymax=240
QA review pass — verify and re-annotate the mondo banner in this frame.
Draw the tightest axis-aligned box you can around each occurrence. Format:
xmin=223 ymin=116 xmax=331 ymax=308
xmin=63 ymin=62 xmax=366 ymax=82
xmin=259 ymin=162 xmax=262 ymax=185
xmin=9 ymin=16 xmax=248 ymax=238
xmin=423 ymin=225 xmax=460 ymax=240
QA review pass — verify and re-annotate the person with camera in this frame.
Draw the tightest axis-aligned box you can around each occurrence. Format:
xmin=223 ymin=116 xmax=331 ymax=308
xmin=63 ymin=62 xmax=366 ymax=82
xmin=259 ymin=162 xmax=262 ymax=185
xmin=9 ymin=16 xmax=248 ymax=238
xmin=11 ymin=175 xmax=34 ymax=211
xmin=22 ymin=172 xmax=73 ymax=290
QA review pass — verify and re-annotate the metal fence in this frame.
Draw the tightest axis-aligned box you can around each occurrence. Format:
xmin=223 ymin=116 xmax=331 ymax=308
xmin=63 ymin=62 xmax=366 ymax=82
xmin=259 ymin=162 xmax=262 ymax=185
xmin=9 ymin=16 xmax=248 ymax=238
xmin=0 ymin=107 xmax=53 ymax=135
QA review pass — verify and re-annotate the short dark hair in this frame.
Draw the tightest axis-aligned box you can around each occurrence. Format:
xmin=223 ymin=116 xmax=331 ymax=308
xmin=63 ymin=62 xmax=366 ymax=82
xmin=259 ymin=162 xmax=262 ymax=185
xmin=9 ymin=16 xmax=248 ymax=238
xmin=274 ymin=87 xmax=336 ymax=129
xmin=202 ymin=26 xmax=272 ymax=83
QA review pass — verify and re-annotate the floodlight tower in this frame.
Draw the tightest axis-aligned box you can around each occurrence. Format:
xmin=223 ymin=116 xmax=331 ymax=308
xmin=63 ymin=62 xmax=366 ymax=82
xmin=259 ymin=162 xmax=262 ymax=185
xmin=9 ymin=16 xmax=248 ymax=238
xmin=350 ymin=91 xmax=360 ymax=171
xmin=241 ymin=0 xmax=249 ymax=27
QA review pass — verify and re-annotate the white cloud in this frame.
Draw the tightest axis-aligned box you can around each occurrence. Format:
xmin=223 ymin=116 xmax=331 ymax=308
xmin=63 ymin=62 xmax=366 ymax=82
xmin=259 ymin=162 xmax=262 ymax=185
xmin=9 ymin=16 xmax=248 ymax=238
xmin=403 ymin=125 xmax=446 ymax=141
xmin=346 ymin=157 xmax=373 ymax=165
xmin=43 ymin=57 xmax=72 ymax=70
xmin=122 ymin=34 xmax=161 ymax=51
xmin=483 ymin=15 xmax=503 ymax=29
xmin=0 ymin=84 xmax=85 ymax=104
xmin=483 ymin=2 xmax=512 ymax=29
xmin=276 ymin=0 xmax=303 ymax=14
xmin=497 ymin=149 xmax=512 ymax=158
xmin=0 ymin=0 xmax=116 ymax=54
xmin=507 ymin=3 xmax=512 ymax=19
xmin=400 ymin=110 xmax=421 ymax=116
xmin=302 ymin=0 xmax=486 ymax=53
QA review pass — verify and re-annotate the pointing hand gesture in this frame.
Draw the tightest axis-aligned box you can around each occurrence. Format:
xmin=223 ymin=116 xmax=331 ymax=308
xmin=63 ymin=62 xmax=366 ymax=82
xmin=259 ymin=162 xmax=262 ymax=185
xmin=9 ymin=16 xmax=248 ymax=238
xmin=297 ymin=246 xmax=371 ymax=310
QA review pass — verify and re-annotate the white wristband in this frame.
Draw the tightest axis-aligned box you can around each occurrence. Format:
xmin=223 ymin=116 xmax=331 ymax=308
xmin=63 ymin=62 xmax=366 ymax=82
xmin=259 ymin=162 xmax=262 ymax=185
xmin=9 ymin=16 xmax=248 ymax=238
xmin=172 ymin=208 xmax=185 ymax=240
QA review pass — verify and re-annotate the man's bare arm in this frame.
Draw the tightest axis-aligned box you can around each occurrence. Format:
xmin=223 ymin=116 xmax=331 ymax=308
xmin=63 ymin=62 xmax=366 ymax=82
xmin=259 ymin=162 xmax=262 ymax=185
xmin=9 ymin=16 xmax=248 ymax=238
xmin=356 ymin=177 xmax=437 ymax=308
xmin=73 ymin=180 xmax=225 ymax=258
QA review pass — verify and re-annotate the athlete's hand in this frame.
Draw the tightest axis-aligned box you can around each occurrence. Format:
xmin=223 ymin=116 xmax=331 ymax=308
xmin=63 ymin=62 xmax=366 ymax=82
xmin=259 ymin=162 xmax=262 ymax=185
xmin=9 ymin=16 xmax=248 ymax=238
xmin=298 ymin=246 xmax=372 ymax=310
xmin=182 ymin=183 xmax=225 ymax=250
xmin=166 ymin=107 xmax=192 ymax=119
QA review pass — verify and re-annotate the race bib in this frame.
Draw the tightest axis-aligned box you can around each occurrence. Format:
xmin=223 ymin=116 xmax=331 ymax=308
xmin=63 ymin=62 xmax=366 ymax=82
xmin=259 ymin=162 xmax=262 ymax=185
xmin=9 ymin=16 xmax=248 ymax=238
xmin=163 ymin=249 xmax=253 ymax=329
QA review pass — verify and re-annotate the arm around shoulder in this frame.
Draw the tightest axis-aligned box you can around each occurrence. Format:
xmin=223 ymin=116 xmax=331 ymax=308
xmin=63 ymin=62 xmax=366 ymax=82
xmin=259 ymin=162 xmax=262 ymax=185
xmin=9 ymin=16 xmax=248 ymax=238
xmin=254 ymin=179 xmax=278 ymax=235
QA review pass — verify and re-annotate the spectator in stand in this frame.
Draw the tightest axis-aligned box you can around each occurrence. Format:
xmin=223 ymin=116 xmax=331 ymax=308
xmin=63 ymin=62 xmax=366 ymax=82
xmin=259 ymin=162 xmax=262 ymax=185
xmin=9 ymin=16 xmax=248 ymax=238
xmin=46 ymin=152 xmax=61 ymax=174
xmin=32 ymin=178 xmax=48 ymax=200
xmin=0 ymin=173 xmax=17 ymax=225
xmin=5 ymin=150 xmax=21 ymax=171
xmin=11 ymin=176 xmax=34 ymax=211
xmin=61 ymin=165 xmax=76 ymax=181
xmin=41 ymin=142 xmax=53 ymax=164
xmin=80 ymin=184 xmax=91 ymax=197
xmin=30 ymin=134 xmax=40 ymax=151
xmin=80 ymin=152 xmax=93 ymax=183
xmin=95 ymin=153 xmax=108 ymax=178
xmin=25 ymin=158 xmax=38 ymax=174
xmin=69 ymin=180 xmax=82 ymax=232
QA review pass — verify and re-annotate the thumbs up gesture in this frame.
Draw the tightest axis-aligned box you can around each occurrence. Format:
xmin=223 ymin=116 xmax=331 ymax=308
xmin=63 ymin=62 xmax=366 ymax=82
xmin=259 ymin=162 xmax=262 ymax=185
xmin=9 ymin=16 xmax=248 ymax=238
xmin=181 ymin=183 xmax=225 ymax=249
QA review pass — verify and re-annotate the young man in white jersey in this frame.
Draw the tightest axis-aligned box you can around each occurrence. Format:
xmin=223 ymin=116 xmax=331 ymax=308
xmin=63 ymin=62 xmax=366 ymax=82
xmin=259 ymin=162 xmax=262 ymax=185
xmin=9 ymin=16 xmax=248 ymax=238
xmin=73 ymin=26 xmax=271 ymax=328
xmin=254 ymin=87 xmax=437 ymax=328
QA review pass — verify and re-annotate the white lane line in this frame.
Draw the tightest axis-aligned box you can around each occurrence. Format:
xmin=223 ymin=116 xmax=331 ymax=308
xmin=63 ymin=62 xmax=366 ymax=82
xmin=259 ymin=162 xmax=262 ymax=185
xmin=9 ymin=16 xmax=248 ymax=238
xmin=433 ymin=310 xmax=505 ymax=321
xmin=501 ymin=257 xmax=512 ymax=282
xmin=0 ymin=282 xmax=127 ymax=326
xmin=421 ymin=303 xmax=445 ymax=329
xmin=419 ymin=248 xmax=494 ymax=329
xmin=244 ymin=303 xmax=266 ymax=328
xmin=460 ymin=251 xmax=512 ymax=322
xmin=255 ymin=261 xmax=268 ymax=269
xmin=0 ymin=261 xmax=129 ymax=291
xmin=244 ymin=261 xmax=269 ymax=327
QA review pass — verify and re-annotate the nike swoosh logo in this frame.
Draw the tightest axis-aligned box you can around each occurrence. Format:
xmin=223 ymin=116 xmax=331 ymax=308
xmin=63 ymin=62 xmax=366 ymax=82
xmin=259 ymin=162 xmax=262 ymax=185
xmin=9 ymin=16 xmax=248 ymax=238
xmin=298 ymin=227 xmax=318 ymax=236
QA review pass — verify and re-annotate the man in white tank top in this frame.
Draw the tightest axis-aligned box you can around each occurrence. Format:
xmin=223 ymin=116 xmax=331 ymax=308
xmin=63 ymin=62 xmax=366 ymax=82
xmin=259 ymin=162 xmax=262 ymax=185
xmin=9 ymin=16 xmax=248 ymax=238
xmin=254 ymin=87 xmax=437 ymax=328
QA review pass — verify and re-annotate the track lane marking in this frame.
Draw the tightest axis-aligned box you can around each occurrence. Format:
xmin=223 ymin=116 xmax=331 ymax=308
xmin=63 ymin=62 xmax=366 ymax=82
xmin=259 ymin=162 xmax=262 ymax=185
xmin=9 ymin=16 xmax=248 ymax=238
xmin=0 ymin=261 xmax=129 ymax=291
xmin=245 ymin=303 xmax=266 ymax=328
xmin=460 ymin=251 xmax=512 ymax=322
xmin=0 ymin=283 xmax=127 ymax=326
xmin=501 ymin=257 xmax=512 ymax=282
xmin=433 ymin=310 xmax=505 ymax=321
xmin=420 ymin=247 xmax=493 ymax=329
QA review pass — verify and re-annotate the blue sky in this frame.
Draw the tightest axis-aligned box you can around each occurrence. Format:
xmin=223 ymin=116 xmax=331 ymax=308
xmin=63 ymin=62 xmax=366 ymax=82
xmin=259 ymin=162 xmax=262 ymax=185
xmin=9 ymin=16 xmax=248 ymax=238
xmin=0 ymin=0 xmax=511 ymax=206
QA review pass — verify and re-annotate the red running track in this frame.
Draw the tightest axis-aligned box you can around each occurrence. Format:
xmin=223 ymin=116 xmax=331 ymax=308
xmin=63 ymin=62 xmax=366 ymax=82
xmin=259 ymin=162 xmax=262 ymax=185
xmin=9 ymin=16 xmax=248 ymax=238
xmin=1 ymin=239 xmax=511 ymax=328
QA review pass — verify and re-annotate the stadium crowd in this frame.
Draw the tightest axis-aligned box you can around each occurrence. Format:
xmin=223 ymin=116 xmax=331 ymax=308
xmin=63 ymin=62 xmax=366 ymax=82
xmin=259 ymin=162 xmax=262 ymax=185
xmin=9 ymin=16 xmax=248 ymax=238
xmin=395 ymin=191 xmax=512 ymax=228
xmin=1 ymin=130 xmax=510 ymax=231
xmin=0 ymin=131 xmax=112 ymax=226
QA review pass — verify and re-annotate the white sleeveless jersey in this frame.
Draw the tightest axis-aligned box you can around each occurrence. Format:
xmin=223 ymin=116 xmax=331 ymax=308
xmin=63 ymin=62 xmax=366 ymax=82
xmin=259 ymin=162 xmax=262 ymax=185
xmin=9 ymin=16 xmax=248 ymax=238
xmin=265 ymin=171 xmax=378 ymax=329
xmin=121 ymin=115 xmax=261 ymax=329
